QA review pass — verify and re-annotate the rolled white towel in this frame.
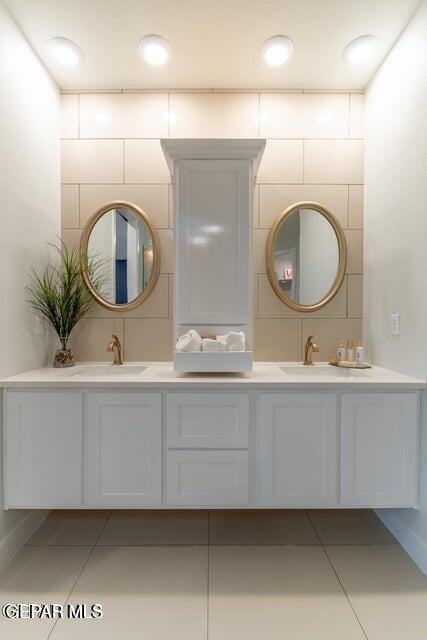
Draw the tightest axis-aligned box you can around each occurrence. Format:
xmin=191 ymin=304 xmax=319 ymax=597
xmin=216 ymin=331 xmax=246 ymax=352
xmin=175 ymin=329 xmax=202 ymax=352
xmin=202 ymin=338 xmax=226 ymax=352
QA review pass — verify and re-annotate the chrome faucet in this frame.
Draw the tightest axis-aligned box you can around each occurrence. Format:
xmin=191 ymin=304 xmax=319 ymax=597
xmin=106 ymin=334 xmax=123 ymax=365
xmin=303 ymin=334 xmax=319 ymax=366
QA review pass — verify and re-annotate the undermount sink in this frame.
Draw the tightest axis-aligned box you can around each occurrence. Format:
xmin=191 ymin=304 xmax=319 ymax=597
xmin=279 ymin=364 xmax=368 ymax=378
xmin=70 ymin=365 xmax=147 ymax=378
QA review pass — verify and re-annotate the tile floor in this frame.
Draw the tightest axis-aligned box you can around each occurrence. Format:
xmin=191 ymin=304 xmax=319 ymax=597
xmin=0 ymin=509 xmax=426 ymax=639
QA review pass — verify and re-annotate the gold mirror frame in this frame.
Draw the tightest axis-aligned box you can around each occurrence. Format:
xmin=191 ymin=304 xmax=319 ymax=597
xmin=266 ymin=201 xmax=347 ymax=312
xmin=80 ymin=200 xmax=161 ymax=312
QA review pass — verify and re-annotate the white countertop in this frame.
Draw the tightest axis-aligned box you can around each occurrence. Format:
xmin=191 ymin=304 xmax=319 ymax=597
xmin=0 ymin=362 xmax=424 ymax=390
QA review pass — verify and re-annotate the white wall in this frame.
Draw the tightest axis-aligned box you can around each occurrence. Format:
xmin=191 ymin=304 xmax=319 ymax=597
xmin=364 ymin=1 xmax=427 ymax=571
xmin=0 ymin=3 xmax=60 ymax=567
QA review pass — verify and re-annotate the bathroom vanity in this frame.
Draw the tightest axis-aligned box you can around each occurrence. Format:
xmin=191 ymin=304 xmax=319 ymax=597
xmin=1 ymin=363 xmax=423 ymax=510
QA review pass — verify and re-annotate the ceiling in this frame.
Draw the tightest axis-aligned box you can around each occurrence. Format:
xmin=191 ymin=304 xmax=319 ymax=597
xmin=4 ymin=0 xmax=421 ymax=90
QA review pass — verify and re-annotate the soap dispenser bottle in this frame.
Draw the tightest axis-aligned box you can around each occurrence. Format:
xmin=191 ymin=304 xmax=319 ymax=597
xmin=356 ymin=342 xmax=365 ymax=366
xmin=337 ymin=340 xmax=346 ymax=363
xmin=347 ymin=339 xmax=354 ymax=362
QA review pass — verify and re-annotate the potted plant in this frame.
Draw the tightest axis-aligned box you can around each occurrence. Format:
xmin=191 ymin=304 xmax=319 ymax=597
xmin=27 ymin=240 xmax=105 ymax=368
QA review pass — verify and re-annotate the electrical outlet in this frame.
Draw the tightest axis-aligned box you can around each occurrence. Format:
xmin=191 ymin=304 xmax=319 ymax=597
xmin=390 ymin=313 xmax=400 ymax=336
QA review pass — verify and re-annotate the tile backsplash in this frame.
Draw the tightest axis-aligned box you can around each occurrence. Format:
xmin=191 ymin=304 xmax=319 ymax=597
xmin=60 ymin=90 xmax=363 ymax=362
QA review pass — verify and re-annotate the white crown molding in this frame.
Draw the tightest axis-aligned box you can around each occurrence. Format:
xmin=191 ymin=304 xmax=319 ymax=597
xmin=161 ymin=138 xmax=266 ymax=174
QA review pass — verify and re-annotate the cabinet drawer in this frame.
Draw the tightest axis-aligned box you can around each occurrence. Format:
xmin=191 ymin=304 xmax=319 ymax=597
xmin=166 ymin=393 xmax=249 ymax=448
xmin=166 ymin=450 xmax=249 ymax=506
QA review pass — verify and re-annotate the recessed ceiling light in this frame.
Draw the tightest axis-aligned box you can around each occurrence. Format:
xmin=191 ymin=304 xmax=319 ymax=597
xmin=315 ymin=112 xmax=333 ymax=124
xmin=93 ymin=112 xmax=112 ymax=125
xmin=253 ymin=111 xmax=271 ymax=125
xmin=48 ymin=37 xmax=83 ymax=67
xmin=261 ymin=35 xmax=294 ymax=67
xmin=139 ymin=34 xmax=171 ymax=66
xmin=162 ymin=111 xmax=178 ymax=124
xmin=344 ymin=35 xmax=378 ymax=65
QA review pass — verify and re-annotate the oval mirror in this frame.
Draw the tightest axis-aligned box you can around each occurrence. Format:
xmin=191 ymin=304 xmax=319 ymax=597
xmin=266 ymin=202 xmax=347 ymax=312
xmin=80 ymin=201 xmax=160 ymax=311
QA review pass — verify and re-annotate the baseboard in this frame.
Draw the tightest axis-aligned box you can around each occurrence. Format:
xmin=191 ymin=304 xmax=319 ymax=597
xmin=0 ymin=510 xmax=49 ymax=574
xmin=376 ymin=508 xmax=427 ymax=575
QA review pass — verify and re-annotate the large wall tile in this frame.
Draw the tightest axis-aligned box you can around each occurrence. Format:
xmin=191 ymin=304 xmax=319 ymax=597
xmin=61 ymin=185 xmax=79 ymax=228
xmin=257 ymin=140 xmax=303 ymax=184
xmin=70 ymin=318 xmax=124 ymax=362
xmin=304 ymin=140 xmax=364 ymax=184
xmin=348 ymin=185 xmax=363 ymax=228
xmin=260 ymin=93 xmax=349 ymax=139
xmin=169 ymin=93 xmax=258 ymax=138
xmin=60 ymin=91 xmax=364 ymax=363
xmin=61 ymin=228 xmax=81 ymax=251
xmin=158 ymin=229 xmax=174 ymax=273
xmin=60 ymin=94 xmax=78 ymax=139
xmin=301 ymin=318 xmax=363 ymax=361
xmin=79 ymin=93 xmax=168 ymax=139
xmin=124 ymin=139 xmax=171 ymax=183
xmin=124 ymin=318 xmax=173 ymax=361
xmin=259 ymin=184 xmax=348 ymax=228
xmin=258 ymin=273 xmax=348 ymax=319
xmin=80 ymin=184 xmax=169 ymax=228
xmin=85 ymin=274 xmax=169 ymax=319
xmin=128 ymin=274 xmax=169 ymax=319
xmin=253 ymin=229 xmax=269 ymax=273
xmin=349 ymin=94 xmax=364 ymax=138
xmin=348 ymin=275 xmax=363 ymax=318
xmin=344 ymin=230 xmax=363 ymax=274
xmin=253 ymin=275 xmax=260 ymax=318
xmin=61 ymin=140 xmax=123 ymax=184
xmin=254 ymin=319 xmax=302 ymax=361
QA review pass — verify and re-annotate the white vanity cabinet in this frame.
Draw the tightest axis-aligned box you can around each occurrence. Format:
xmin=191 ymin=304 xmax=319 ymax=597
xmin=258 ymin=393 xmax=338 ymax=507
xmin=84 ymin=392 xmax=162 ymax=507
xmin=5 ymin=392 xmax=83 ymax=508
xmin=2 ymin=381 xmax=421 ymax=510
xmin=340 ymin=393 xmax=419 ymax=507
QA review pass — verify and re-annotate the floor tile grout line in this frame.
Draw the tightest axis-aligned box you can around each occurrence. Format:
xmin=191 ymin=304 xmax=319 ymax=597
xmin=94 ymin=510 xmax=113 ymax=546
xmin=46 ymin=511 xmax=113 ymax=640
xmin=45 ymin=546 xmax=96 ymax=640
xmin=305 ymin=511 xmax=369 ymax=640
xmin=321 ymin=544 xmax=369 ymax=640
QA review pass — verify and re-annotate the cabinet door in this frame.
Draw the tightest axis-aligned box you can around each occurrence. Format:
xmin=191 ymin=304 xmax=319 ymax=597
xmin=259 ymin=393 xmax=338 ymax=507
xmin=166 ymin=450 xmax=249 ymax=506
xmin=341 ymin=393 xmax=419 ymax=507
xmin=177 ymin=159 xmax=250 ymax=325
xmin=5 ymin=392 xmax=83 ymax=508
xmin=166 ymin=393 xmax=249 ymax=448
xmin=84 ymin=393 xmax=161 ymax=507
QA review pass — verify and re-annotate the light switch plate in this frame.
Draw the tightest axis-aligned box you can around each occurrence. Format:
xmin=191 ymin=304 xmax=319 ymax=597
xmin=390 ymin=313 xmax=400 ymax=336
